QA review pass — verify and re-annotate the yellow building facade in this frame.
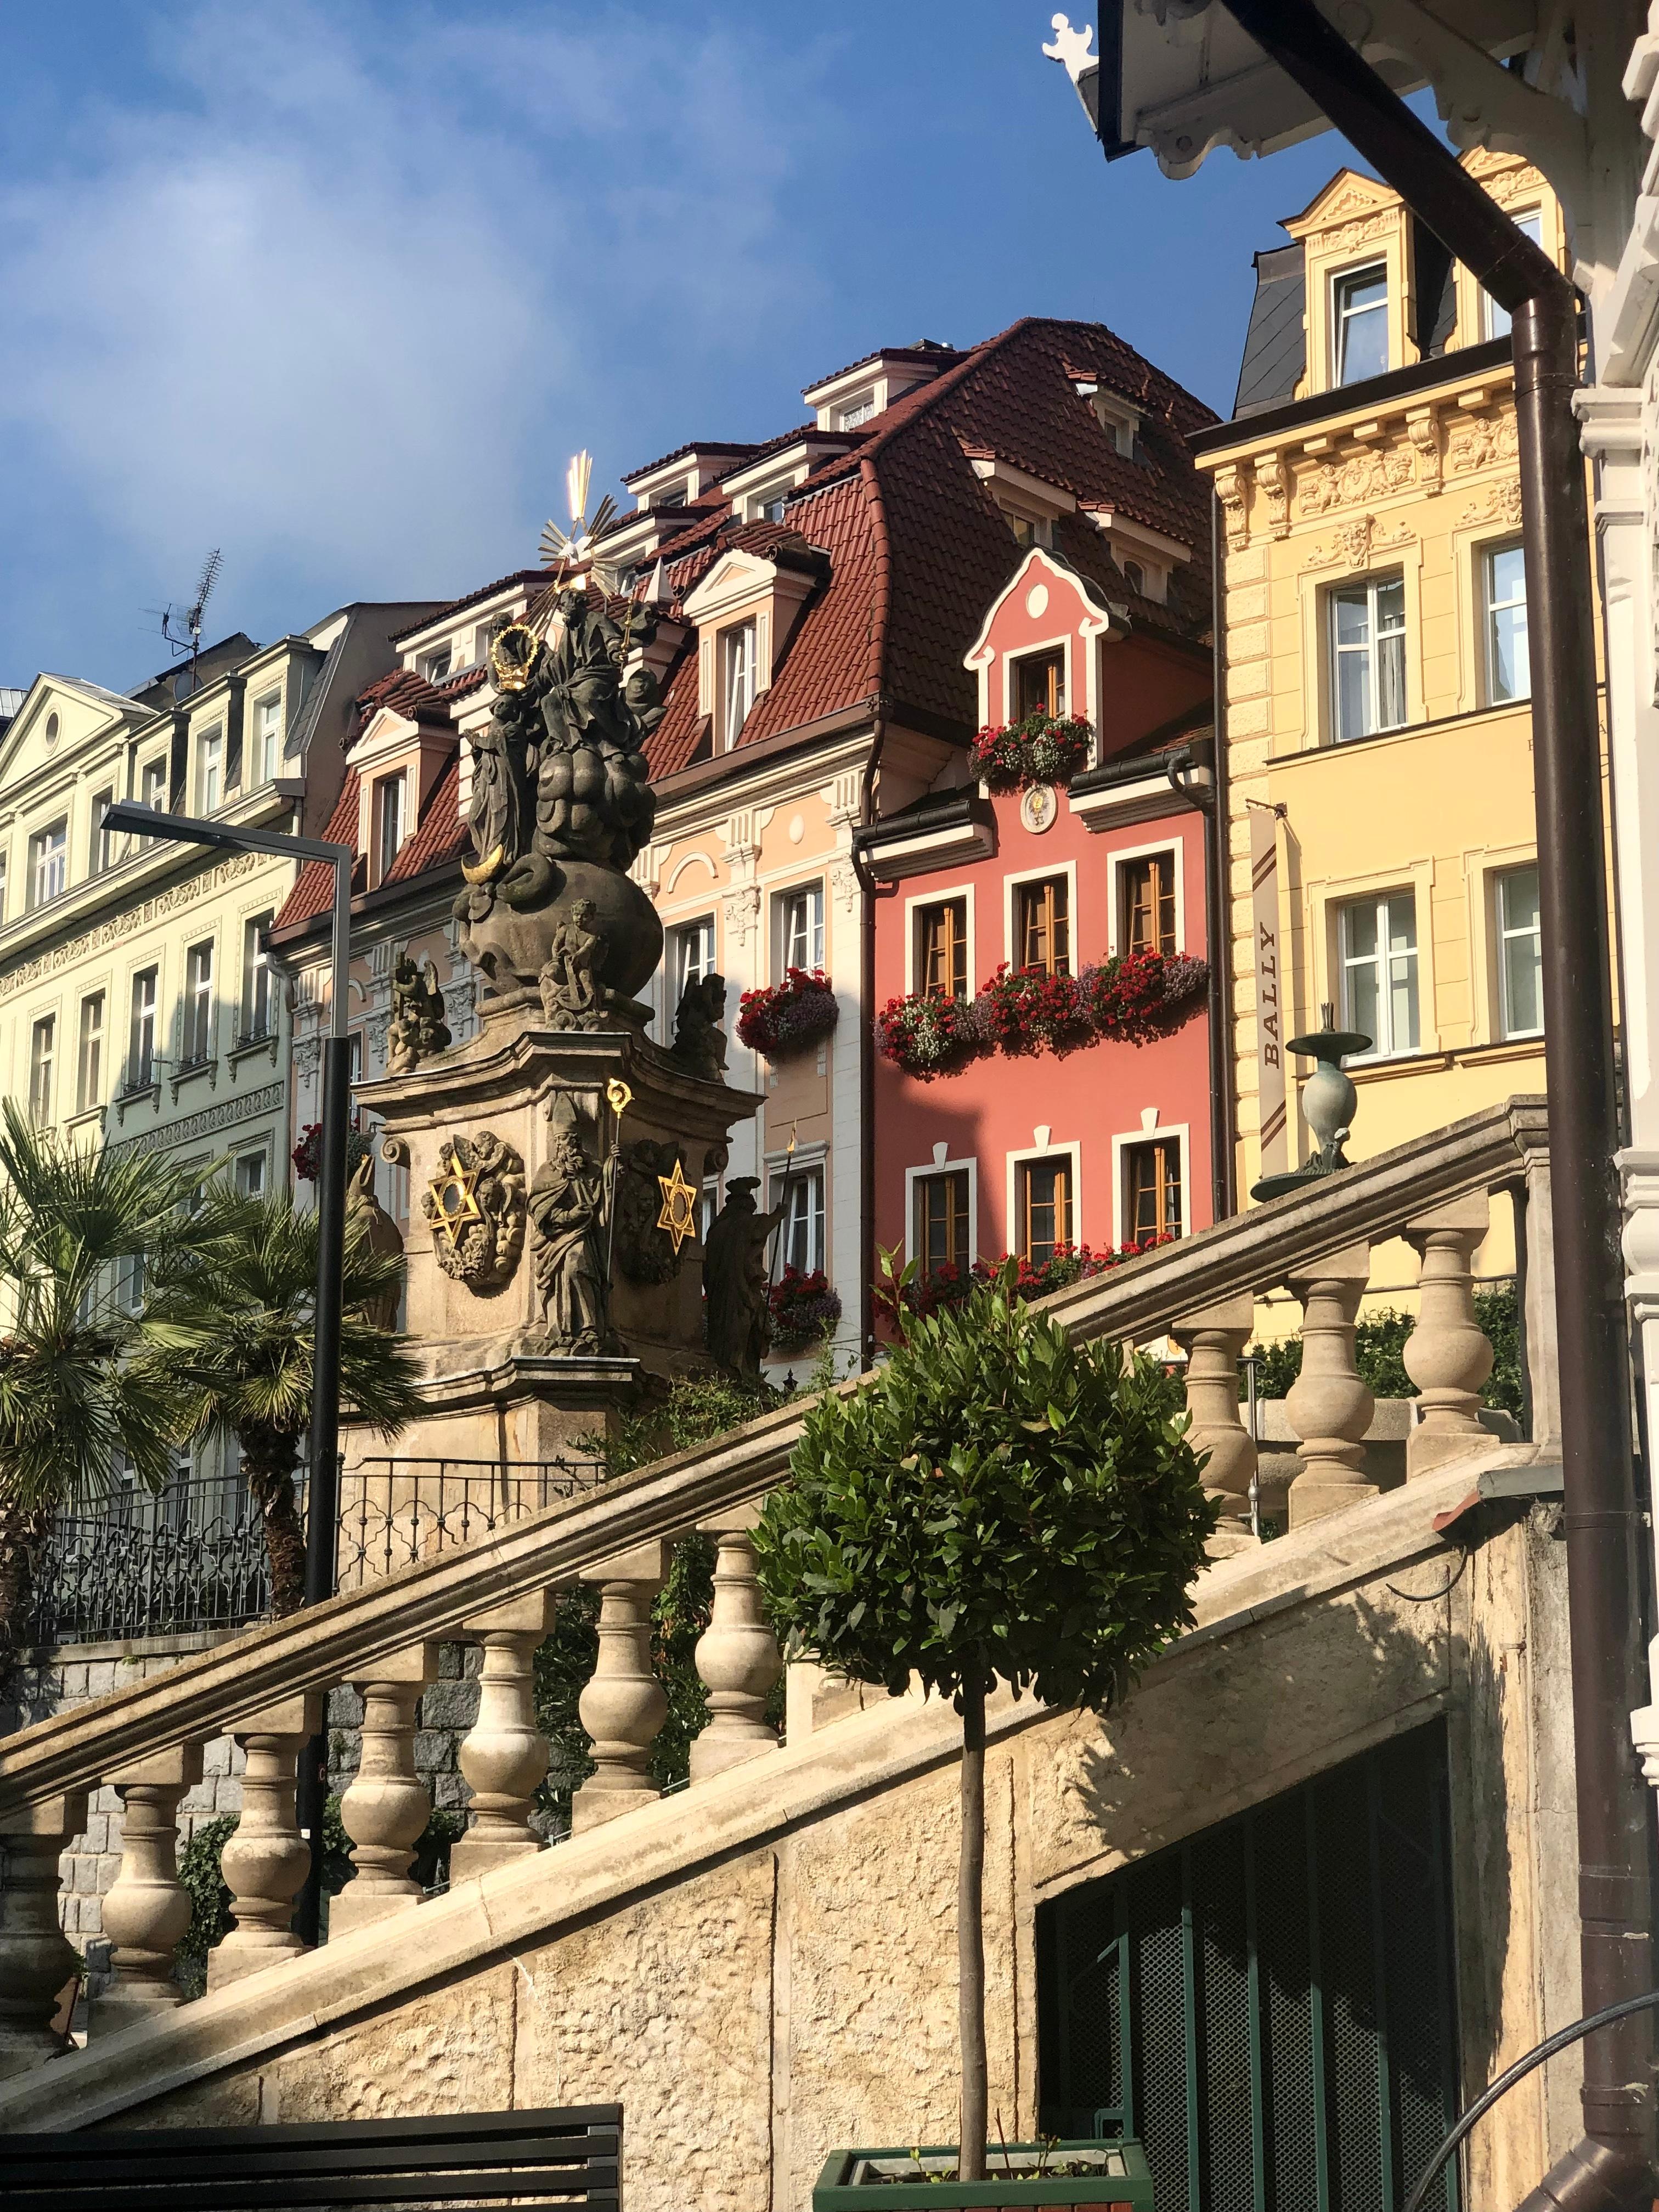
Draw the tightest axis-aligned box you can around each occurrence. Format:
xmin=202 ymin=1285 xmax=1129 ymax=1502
xmin=1192 ymin=152 xmax=1588 ymax=1286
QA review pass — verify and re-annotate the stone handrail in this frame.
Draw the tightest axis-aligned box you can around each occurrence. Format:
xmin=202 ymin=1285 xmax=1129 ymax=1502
xmin=0 ymin=1093 xmax=1546 ymax=1824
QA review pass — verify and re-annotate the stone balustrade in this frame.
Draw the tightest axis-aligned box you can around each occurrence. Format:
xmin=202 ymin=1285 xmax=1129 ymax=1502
xmin=0 ymin=1101 xmax=1553 ymax=2067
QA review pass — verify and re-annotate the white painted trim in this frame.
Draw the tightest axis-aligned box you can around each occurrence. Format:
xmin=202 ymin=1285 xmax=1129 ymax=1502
xmin=664 ymin=850 xmax=719 ymax=896
xmin=1110 ymin=1119 xmax=1192 ymax=1250
xmin=1105 ymin=834 xmax=1187 ymax=958
xmin=1002 ymin=856 xmax=1080 ymax=972
xmin=1000 ymin=630 xmax=1076 ymax=726
xmin=902 ymin=881 xmax=977 ymax=998
xmin=1004 ymin=1137 xmax=1084 ymax=1259
xmin=903 ymin=1153 xmax=980 ymax=1268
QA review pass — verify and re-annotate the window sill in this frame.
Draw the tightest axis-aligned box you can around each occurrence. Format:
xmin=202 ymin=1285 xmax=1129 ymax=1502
xmin=170 ymin=1057 xmax=218 ymax=1104
xmin=64 ymin=1104 xmax=105 ymax=1139
xmin=229 ymin=1029 xmax=279 ymax=1071
xmin=112 ymin=1083 xmax=160 ymax=1125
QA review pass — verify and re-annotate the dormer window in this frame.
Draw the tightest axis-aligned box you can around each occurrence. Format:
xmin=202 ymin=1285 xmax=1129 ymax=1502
xmin=1012 ymin=648 xmax=1065 ymax=720
xmin=1080 ymin=386 xmax=1142 ymax=458
xmin=656 ymin=486 xmax=687 ymax=511
xmin=1002 ymin=507 xmax=1052 ymax=550
xmin=1482 ymin=211 xmax=1543 ymax=340
xmin=837 ymin=393 xmax=876 ymax=431
xmin=419 ymin=646 xmax=453 ymax=685
xmin=1333 ymin=263 xmax=1389 ymax=384
xmin=760 ymin=495 xmax=788 ymax=523
xmin=1122 ymin=561 xmax=1145 ymax=596
xmin=723 ymin=623 xmax=758 ymax=748
xmin=198 ymin=726 xmax=224 ymax=814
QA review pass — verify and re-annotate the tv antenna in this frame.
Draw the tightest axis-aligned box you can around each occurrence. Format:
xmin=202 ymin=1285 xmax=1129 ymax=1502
xmin=154 ymin=548 xmax=222 ymax=697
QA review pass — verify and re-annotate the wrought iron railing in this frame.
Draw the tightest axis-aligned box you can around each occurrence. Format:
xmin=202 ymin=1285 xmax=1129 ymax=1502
xmin=24 ymin=1455 xmax=610 ymax=1647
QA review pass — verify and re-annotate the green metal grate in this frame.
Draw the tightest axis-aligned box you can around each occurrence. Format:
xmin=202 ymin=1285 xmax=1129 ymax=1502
xmin=1036 ymin=1720 xmax=1459 ymax=2212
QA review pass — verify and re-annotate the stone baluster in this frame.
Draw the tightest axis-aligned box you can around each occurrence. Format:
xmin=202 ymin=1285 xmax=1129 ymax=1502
xmin=1172 ymin=1294 xmax=1259 ymax=1554
xmin=97 ymin=1743 xmax=205 ymax=2028
xmin=1403 ymin=1194 xmax=1494 ymax=1477
xmin=450 ymin=1590 xmax=557 ymax=1883
xmin=332 ymin=1643 xmax=441 ymax=1934
xmin=691 ymin=1504 xmax=783 ymax=1781
xmin=573 ymin=1542 xmax=670 ymax=1832
xmin=210 ymin=1692 xmax=322 ymax=1989
xmin=1285 ymin=1243 xmax=1376 ymax=1527
xmin=0 ymin=1792 xmax=87 ymax=2076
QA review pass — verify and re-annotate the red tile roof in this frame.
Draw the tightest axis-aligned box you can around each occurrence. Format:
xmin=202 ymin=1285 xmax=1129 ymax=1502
xmin=276 ymin=771 xmax=363 ymax=929
xmin=274 ymin=750 xmax=467 ymax=933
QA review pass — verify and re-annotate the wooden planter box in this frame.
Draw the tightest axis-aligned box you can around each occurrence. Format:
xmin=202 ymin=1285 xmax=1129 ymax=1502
xmin=812 ymin=2140 xmax=1153 ymax=2209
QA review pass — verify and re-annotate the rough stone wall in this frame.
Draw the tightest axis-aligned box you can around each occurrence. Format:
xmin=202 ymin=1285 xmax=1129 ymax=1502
xmin=1 ymin=1637 xmax=482 ymax=1945
xmin=110 ymin=1508 xmax=1576 ymax=2212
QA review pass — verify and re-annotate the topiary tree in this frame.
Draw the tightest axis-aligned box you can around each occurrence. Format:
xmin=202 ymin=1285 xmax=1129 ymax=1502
xmin=752 ymin=1263 xmax=1216 ymax=2180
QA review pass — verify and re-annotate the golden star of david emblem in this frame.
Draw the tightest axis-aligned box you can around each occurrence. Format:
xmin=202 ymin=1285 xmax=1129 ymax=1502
xmin=427 ymin=1154 xmax=484 ymax=1248
xmin=656 ymin=1157 xmax=698 ymax=1255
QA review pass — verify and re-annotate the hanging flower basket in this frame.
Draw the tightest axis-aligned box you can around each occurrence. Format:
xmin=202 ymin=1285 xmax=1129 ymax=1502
xmin=736 ymin=968 xmax=839 ymax=1058
xmin=768 ymin=1265 xmax=843 ymax=1353
xmin=292 ymin=1115 xmax=373 ymax=1185
xmin=969 ymin=710 xmax=1094 ymax=793
xmin=873 ymin=990 xmax=986 ymax=1080
xmin=876 ymin=952 xmax=1206 ymax=1079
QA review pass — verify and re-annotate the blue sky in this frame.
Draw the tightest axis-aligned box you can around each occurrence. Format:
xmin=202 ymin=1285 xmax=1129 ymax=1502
xmin=0 ymin=3 xmax=1383 ymax=692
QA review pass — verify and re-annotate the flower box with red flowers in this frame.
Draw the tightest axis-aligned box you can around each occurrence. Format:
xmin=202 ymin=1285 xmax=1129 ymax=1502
xmin=969 ymin=710 xmax=1094 ymax=793
xmin=736 ymin=968 xmax=839 ymax=1058
xmin=292 ymin=1115 xmax=373 ymax=1185
xmin=873 ymin=990 xmax=985 ymax=1081
xmin=876 ymin=1238 xmax=1175 ymax=1328
xmin=769 ymin=1265 xmax=843 ymax=1353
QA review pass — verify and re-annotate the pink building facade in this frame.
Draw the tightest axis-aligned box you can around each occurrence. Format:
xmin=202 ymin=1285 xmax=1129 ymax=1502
xmin=860 ymin=548 xmax=1216 ymax=1301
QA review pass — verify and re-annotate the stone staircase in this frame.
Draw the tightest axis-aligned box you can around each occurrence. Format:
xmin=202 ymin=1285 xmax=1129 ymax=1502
xmin=0 ymin=1098 xmax=1573 ymax=2211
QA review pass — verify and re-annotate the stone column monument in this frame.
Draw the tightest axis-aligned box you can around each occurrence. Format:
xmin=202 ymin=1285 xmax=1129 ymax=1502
xmin=352 ymin=581 xmax=760 ymax=1468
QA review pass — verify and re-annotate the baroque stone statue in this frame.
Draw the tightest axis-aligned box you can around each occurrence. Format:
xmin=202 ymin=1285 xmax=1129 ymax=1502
xmin=538 ymin=900 xmax=605 ymax=1029
xmin=386 ymin=952 xmax=452 ymax=1075
xmin=527 ymin=1112 xmax=617 ymax=1354
xmin=344 ymin=1150 xmax=404 ymax=1331
xmin=615 ymin=1138 xmax=690 ymax=1285
xmin=703 ymin=1177 xmax=787 ymax=1379
xmin=453 ymin=587 xmax=666 ymax=1007
xmin=672 ymin=972 xmax=729 ymax=1083
xmin=422 ymin=1132 xmax=526 ymax=1292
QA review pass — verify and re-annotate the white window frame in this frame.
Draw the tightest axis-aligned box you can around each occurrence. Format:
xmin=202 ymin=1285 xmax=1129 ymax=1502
xmin=254 ymin=690 xmax=283 ymax=784
xmin=1002 ymin=857 xmax=1079 ymax=974
xmin=1496 ymin=862 xmax=1543 ymax=1041
xmin=1336 ymin=889 xmax=1421 ymax=1062
xmin=233 ymin=1147 xmax=270 ymax=1200
xmin=768 ymin=1156 xmax=827 ymax=1277
xmin=1481 ymin=211 xmax=1544 ymax=341
xmin=241 ymin=912 xmax=274 ymax=1042
xmin=836 ymin=392 xmax=875 ymax=430
xmin=1000 ymin=633 xmax=1074 ymax=725
xmin=1481 ymin=538 xmax=1530 ymax=706
xmin=903 ymin=1150 xmax=979 ymax=1271
xmin=374 ymin=772 xmax=406 ymax=880
xmin=128 ymin=966 xmax=159 ymax=1091
xmin=1005 ymin=1138 xmax=1084 ymax=1263
xmin=1328 ymin=572 xmax=1408 ymax=744
xmin=721 ymin=621 xmax=758 ymax=749
xmin=1107 ymin=838 xmax=1186 ymax=958
xmin=29 ymin=819 xmax=67 ymax=910
xmin=76 ymin=991 xmax=104 ymax=1115
xmin=198 ymin=725 xmax=225 ymax=814
xmin=673 ymin=915 xmax=716 ymax=994
xmin=183 ymin=939 xmax=215 ymax=1066
xmin=1110 ymin=1120 xmax=1192 ymax=1249
xmin=1331 ymin=259 xmax=1389 ymax=385
xmin=140 ymin=755 xmax=168 ymax=816
xmin=29 ymin=1014 xmax=55 ymax=1126
xmin=777 ymin=882 xmax=825 ymax=978
xmin=904 ymin=883 xmax=977 ymax=1000
xmin=92 ymin=788 xmax=116 ymax=874
xmin=419 ymin=645 xmax=453 ymax=685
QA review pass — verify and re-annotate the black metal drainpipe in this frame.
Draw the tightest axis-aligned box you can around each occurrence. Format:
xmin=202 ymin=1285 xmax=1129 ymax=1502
xmin=1209 ymin=6 xmax=1654 ymax=2204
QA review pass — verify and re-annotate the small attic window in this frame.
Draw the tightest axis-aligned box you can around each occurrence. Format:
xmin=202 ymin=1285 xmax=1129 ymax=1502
xmin=1122 ymin=561 xmax=1145 ymax=596
xmin=1077 ymin=382 xmax=1141 ymax=458
xmin=837 ymin=393 xmax=875 ymax=431
xmin=1001 ymin=506 xmax=1052 ymax=550
xmin=419 ymin=645 xmax=453 ymax=684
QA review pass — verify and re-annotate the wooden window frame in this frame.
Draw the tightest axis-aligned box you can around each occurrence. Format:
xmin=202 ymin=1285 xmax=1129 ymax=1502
xmin=1116 ymin=846 xmax=1179 ymax=959
xmin=1014 ymin=874 xmax=1071 ymax=977
xmin=1110 ymin=1123 xmax=1190 ymax=1249
xmin=1013 ymin=1152 xmax=1074 ymax=1266
xmin=1122 ymin=1136 xmax=1184 ymax=1245
xmin=905 ymin=1154 xmax=978 ymax=1271
xmin=915 ymin=896 xmax=970 ymax=1001
xmin=913 ymin=1167 xmax=973 ymax=1277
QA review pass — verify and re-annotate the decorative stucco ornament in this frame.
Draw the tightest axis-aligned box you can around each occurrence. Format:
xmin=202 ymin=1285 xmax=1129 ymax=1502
xmin=422 ymin=1132 xmax=526 ymax=1290
xmin=611 ymin=1139 xmax=693 ymax=1283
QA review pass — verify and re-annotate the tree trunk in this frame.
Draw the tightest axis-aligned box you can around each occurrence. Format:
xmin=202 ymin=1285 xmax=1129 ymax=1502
xmin=240 ymin=1432 xmax=308 ymax=1618
xmin=958 ymin=1669 xmax=989 ymax=2182
xmin=0 ymin=1499 xmax=47 ymax=1697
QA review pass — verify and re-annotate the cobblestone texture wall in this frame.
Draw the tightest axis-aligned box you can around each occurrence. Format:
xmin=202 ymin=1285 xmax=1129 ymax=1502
xmin=1 ymin=1638 xmax=481 ymax=1947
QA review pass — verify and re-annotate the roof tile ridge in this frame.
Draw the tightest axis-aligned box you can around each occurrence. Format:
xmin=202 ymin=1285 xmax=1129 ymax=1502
xmin=853 ymin=319 xmax=1035 ymax=464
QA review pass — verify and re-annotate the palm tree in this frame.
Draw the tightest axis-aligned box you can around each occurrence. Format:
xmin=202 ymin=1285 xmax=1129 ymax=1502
xmin=0 ymin=1102 xmax=199 ymax=1677
xmin=145 ymin=1188 xmax=424 ymax=1615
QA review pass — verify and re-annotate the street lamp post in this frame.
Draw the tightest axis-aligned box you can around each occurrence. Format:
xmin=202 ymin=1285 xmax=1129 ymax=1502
xmin=102 ymin=800 xmax=354 ymax=1943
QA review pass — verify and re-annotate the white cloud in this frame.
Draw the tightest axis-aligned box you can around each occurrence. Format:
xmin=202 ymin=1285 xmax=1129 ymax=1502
xmin=0 ymin=3 xmax=828 ymax=672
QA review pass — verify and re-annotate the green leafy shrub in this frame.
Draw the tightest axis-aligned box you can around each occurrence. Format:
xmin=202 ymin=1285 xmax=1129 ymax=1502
xmin=752 ymin=1263 xmax=1215 ymax=2180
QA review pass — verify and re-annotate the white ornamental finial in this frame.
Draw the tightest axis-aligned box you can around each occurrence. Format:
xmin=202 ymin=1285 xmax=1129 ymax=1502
xmin=1042 ymin=12 xmax=1096 ymax=82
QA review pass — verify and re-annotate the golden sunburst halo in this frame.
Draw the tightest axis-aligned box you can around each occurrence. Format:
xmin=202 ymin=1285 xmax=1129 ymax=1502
xmin=656 ymin=1157 xmax=698 ymax=1256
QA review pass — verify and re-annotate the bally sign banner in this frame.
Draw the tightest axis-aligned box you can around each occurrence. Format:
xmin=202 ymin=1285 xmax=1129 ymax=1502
xmin=1248 ymin=801 xmax=1288 ymax=1177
